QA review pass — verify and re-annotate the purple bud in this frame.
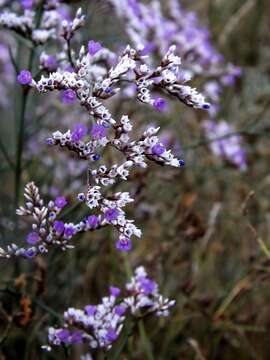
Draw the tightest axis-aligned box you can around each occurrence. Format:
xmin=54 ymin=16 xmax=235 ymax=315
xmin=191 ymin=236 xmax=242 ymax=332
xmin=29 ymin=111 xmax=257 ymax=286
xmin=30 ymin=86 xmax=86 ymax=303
xmin=104 ymin=208 xmax=119 ymax=222
xmin=23 ymin=247 xmax=36 ymax=258
xmin=71 ymin=123 xmax=88 ymax=142
xmin=114 ymin=305 xmax=126 ymax=316
xmin=85 ymin=305 xmax=97 ymax=316
xmin=141 ymin=42 xmax=155 ymax=56
xmin=116 ymin=237 xmax=132 ymax=252
xmin=91 ymin=124 xmax=107 ymax=140
xmin=179 ymin=159 xmax=185 ymax=167
xmin=88 ymin=40 xmax=102 ymax=56
xmin=61 ymin=89 xmax=76 ymax=104
xmin=87 ymin=215 xmax=99 ymax=228
xmin=151 ymin=143 xmax=165 ymax=156
xmin=64 ymin=226 xmax=75 ymax=238
xmin=45 ymin=55 xmax=57 ymax=71
xmin=58 ymin=329 xmax=70 ymax=343
xmin=26 ymin=231 xmax=40 ymax=245
xmin=21 ymin=0 xmax=33 ymax=10
xmin=110 ymin=286 xmax=121 ymax=297
xmin=202 ymin=103 xmax=210 ymax=110
xmin=105 ymin=328 xmax=118 ymax=342
xmin=17 ymin=70 xmax=32 ymax=85
xmin=55 ymin=196 xmax=68 ymax=209
xmin=138 ymin=277 xmax=157 ymax=295
xmin=46 ymin=138 xmax=54 ymax=145
xmin=92 ymin=154 xmax=101 ymax=161
xmin=70 ymin=331 xmax=82 ymax=344
xmin=53 ymin=220 xmax=65 ymax=234
xmin=153 ymin=97 xmax=167 ymax=112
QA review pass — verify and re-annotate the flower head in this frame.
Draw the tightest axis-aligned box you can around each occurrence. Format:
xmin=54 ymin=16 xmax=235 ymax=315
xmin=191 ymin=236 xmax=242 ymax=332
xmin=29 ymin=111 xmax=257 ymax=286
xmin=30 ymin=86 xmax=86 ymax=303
xmin=105 ymin=328 xmax=118 ymax=343
xmin=91 ymin=124 xmax=107 ymax=140
xmin=104 ymin=208 xmax=119 ymax=222
xmin=71 ymin=123 xmax=88 ymax=142
xmin=61 ymin=89 xmax=76 ymax=104
xmin=116 ymin=236 xmax=132 ymax=252
xmin=151 ymin=143 xmax=165 ymax=156
xmin=55 ymin=196 xmax=68 ymax=209
xmin=114 ymin=305 xmax=126 ymax=316
xmin=53 ymin=220 xmax=65 ymax=234
xmin=17 ymin=70 xmax=32 ymax=85
xmin=87 ymin=215 xmax=99 ymax=228
xmin=110 ymin=286 xmax=121 ymax=297
xmin=153 ymin=97 xmax=167 ymax=112
xmin=88 ymin=40 xmax=102 ymax=56
xmin=64 ymin=225 xmax=75 ymax=238
xmin=138 ymin=276 xmax=157 ymax=295
xmin=85 ymin=305 xmax=97 ymax=316
xmin=21 ymin=0 xmax=33 ymax=10
xmin=26 ymin=231 xmax=40 ymax=245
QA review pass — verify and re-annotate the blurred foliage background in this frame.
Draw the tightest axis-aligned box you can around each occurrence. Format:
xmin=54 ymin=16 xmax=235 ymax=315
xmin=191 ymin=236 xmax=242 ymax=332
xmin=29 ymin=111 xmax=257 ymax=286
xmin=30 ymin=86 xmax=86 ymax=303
xmin=1 ymin=0 xmax=270 ymax=359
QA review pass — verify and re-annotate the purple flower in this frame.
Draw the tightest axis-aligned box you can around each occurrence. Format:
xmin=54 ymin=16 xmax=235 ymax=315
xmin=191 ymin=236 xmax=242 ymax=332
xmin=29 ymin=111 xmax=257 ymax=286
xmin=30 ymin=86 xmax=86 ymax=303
xmin=85 ymin=305 xmax=97 ymax=316
xmin=91 ymin=124 xmax=107 ymax=140
xmin=114 ymin=305 xmax=126 ymax=316
xmin=105 ymin=328 xmax=118 ymax=342
xmin=71 ymin=123 xmax=88 ymax=142
xmin=70 ymin=331 xmax=82 ymax=344
xmin=153 ymin=97 xmax=167 ymax=112
xmin=45 ymin=55 xmax=57 ymax=71
xmin=23 ymin=247 xmax=36 ymax=258
xmin=64 ymin=226 xmax=75 ymax=238
xmin=17 ymin=70 xmax=32 ymax=85
xmin=151 ymin=143 xmax=165 ymax=156
xmin=202 ymin=103 xmax=210 ymax=110
xmin=138 ymin=277 xmax=157 ymax=295
xmin=55 ymin=196 xmax=68 ymax=209
xmin=26 ymin=231 xmax=40 ymax=245
xmin=53 ymin=220 xmax=65 ymax=234
xmin=116 ymin=237 xmax=132 ymax=252
xmin=110 ymin=286 xmax=121 ymax=297
xmin=127 ymin=0 xmax=141 ymax=17
xmin=141 ymin=42 xmax=155 ymax=56
xmin=61 ymin=89 xmax=76 ymax=104
xmin=58 ymin=329 xmax=70 ymax=343
xmin=92 ymin=154 xmax=101 ymax=161
xmin=21 ymin=0 xmax=33 ymax=10
xmin=65 ymin=65 xmax=74 ymax=73
xmin=104 ymin=208 xmax=119 ymax=222
xmin=87 ymin=215 xmax=99 ymax=228
xmin=179 ymin=159 xmax=185 ymax=167
xmin=88 ymin=40 xmax=102 ymax=56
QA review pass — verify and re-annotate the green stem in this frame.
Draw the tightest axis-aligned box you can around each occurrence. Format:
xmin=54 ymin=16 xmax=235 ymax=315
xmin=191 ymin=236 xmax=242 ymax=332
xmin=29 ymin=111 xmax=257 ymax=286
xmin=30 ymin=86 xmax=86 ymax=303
xmin=13 ymin=0 xmax=45 ymax=211
xmin=0 ymin=138 xmax=15 ymax=171
xmin=14 ymin=88 xmax=28 ymax=210
xmin=138 ymin=320 xmax=154 ymax=360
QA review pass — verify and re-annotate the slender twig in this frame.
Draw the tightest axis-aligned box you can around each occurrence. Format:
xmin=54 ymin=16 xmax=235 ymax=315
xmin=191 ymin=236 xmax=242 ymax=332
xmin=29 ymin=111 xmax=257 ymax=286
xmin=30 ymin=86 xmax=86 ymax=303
xmin=0 ymin=138 xmax=15 ymax=171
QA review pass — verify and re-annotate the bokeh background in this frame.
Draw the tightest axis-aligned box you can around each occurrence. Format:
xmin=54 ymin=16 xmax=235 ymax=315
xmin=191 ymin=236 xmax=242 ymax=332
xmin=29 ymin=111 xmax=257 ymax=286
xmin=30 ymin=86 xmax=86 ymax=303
xmin=1 ymin=0 xmax=270 ymax=359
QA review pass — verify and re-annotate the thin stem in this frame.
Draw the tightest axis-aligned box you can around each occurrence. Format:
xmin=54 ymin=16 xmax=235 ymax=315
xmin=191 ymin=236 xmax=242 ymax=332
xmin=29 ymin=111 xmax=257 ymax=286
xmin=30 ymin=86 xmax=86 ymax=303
xmin=13 ymin=0 xmax=45 ymax=211
xmin=138 ymin=319 xmax=154 ymax=360
xmin=0 ymin=138 xmax=15 ymax=171
xmin=14 ymin=88 xmax=28 ymax=210
xmin=66 ymin=38 xmax=75 ymax=68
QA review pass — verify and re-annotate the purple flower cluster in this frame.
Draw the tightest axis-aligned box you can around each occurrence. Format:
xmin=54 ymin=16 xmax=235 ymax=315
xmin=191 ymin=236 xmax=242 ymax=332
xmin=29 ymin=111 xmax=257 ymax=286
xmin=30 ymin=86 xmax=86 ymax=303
xmin=42 ymin=267 xmax=175 ymax=354
xmin=203 ymin=120 xmax=247 ymax=171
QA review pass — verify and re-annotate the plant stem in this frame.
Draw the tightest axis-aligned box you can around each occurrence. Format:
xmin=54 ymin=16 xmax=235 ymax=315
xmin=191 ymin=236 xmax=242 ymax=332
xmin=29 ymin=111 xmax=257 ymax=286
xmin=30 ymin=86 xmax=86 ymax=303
xmin=14 ymin=87 xmax=28 ymax=210
xmin=138 ymin=319 xmax=154 ymax=360
xmin=0 ymin=138 xmax=15 ymax=171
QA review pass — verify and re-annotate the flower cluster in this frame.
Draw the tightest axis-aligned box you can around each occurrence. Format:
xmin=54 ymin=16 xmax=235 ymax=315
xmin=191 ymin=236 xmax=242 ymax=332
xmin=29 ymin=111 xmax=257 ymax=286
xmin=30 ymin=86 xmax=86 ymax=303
xmin=203 ymin=120 xmax=247 ymax=171
xmin=108 ymin=0 xmax=245 ymax=166
xmin=0 ymin=182 xmax=106 ymax=259
xmin=42 ymin=266 xmax=175 ymax=353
